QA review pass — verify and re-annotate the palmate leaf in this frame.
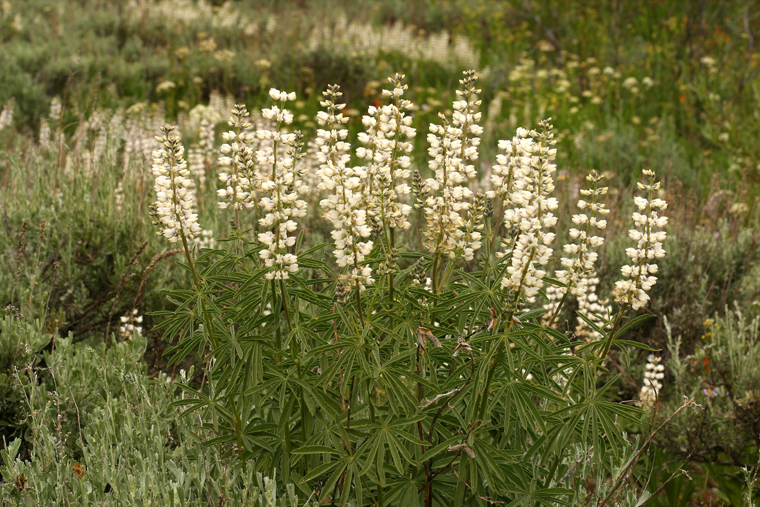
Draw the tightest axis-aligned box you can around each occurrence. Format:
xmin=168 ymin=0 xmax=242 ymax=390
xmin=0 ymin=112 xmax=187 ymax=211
xmin=551 ymin=375 xmax=639 ymax=460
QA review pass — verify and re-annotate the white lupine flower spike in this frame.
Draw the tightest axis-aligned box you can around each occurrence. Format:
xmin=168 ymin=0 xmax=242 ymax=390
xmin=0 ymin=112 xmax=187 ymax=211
xmin=217 ymin=105 xmax=257 ymax=230
xmin=150 ymin=125 xmax=203 ymax=287
xmin=358 ymin=73 xmax=416 ymax=238
xmin=600 ymin=169 xmax=668 ymax=359
xmin=548 ymin=170 xmax=610 ymax=325
xmin=255 ymin=90 xmax=307 ymax=281
xmin=613 ymin=169 xmax=668 ymax=311
xmin=640 ymin=354 xmax=665 ymax=409
xmin=417 ymin=70 xmax=484 ymax=293
xmin=317 ymin=84 xmax=374 ymax=298
xmin=150 ymin=126 xmax=202 ymax=245
xmin=500 ymin=119 xmax=558 ymax=304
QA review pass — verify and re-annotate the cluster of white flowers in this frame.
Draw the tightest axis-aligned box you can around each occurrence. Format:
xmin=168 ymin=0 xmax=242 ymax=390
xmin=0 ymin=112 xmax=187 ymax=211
xmin=487 ymin=127 xmax=535 ymax=256
xmin=186 ymin=117 xmax=215 ymax=192
xmin=49 ymin=96 xmax=62 ymax=122
xmin=39 ymin=120 xmax=51 ymax=150
xmin=541 ymin=284 xmax=563 ymax=325
xmin=115 ymin=180 xmax=125 ymax=214
xmin=193 ymin=229 xmax=216 ymax=250
xmin=488 ymin=127 xmax=531 ymax=208
xmin=199 ymin=118 xmax=215 ymax=164
xmin=640 ymin=354 xmax=665 ymax=409
xmin=554 ymin=171 xmax=609 ymax=297
xmin=501 ymin=119 xmax=558 ymax=303
xmin=0 ymin=100 xmax=14 ymax=130
xmin=613 ymin=169 xmax=668 ymax=310
xmin=357 ymin=73 xmax=415 ymax=233
xmin=419 ymin=70 xmax=483 ymax=262
xmin=317 ymin=85 xmax=374 ymax=293
xmin=124 ymin=109 xmax=169 ymax=171
xmin=307 ymin=14 xmax=480 ymax=71
xmin=187 ymin=147 xmax=206 ymax=190
xmin=119 ymin=309 xmax=144 ymax=340
xmin=150 ymin=126 xmax=202 ymax=244
xmin=255 ymin=89 xmax=307 ymax=280
xmin=217 ymin=104 xmax=257 ymax=211
xmin=575 ymin=276 xmax=611 ymax=341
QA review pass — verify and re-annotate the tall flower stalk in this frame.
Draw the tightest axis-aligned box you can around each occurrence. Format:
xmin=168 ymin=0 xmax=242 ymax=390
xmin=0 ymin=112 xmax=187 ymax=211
xmin=500 ymin=119 xmax=558 ymax=304
xmin=357 ymin=73 xmax=415 ymax=299
xmin=475 ymin=119 xmax=558 ymax=424
xmin=417 ymin=70 xmax=484 ymax=293
xmin=601 ymin=169 xmax=668 ymax=358
xmin=255 ymin=90 xmax=306 ymax=282
xmin=317 ymin=85 xmax=373 ymax=323
xmin=150 ymin=126 xmax=201 ymax=289
xmin=549 ymin=170 xmax=609 ymax=324
xmin=254 ymin=89 xmax=306 ymax=333
xmin=217 ymin=105 xmax=256 ymax=230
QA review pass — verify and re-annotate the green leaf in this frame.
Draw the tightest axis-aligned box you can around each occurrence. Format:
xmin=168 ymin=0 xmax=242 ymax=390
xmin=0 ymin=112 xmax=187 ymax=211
xmin=302 ymin=459 xmax=344 ymax=483
xmin=612 ymin=314 xmax=655 ymax=340
xmin=419 ymin=436 xmax=463 ymax=463
xmin=291 ymin=446 xmax=345 ymax=456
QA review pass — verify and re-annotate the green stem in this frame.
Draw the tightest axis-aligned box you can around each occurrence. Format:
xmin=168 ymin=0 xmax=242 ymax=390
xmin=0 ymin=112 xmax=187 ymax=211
xmin=388 ymin=228 xmax=395 ymax=303
xmin=547 ymin=291 xmax=569 ymax=329
xmin=355 ymin=280 xmax=366 ymax=327
xmin=229 ymin=397 xmax=247 ymax=473
xmin=272 ymin=278 xmax=282 ymax=352
xmin=543 ymin=451 xmax=562 ymax=488
xmin=599 ymin=305 xmax=628 ymax=360
xmin=278 ymin=278 xmax=292 ymax=331
xmin=476 ymin=316 xmax=514 ymax=420
xmin=431 ymin=253 xmax=441 ymax=295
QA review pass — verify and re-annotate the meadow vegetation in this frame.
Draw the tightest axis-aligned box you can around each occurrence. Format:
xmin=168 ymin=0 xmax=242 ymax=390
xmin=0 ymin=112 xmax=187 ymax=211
xmin=1 ymin=0 xmax=759 ymax=505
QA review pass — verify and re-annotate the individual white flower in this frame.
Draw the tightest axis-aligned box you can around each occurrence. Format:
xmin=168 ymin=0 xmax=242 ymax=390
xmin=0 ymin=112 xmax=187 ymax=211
xmin=554 ymin=170 xmax=609 ymax=297
xmin=613 ymin=169 xmax=668 ymax=310
xmin=317 ymin=84 xmax=374 ymax=292
xmin=500 ymin=119 xmax=558 ymax=303
xmin=255 ymin=90 xmax=307 ymax=280
xmin=150 ymin=126 xmax=202 ymax=244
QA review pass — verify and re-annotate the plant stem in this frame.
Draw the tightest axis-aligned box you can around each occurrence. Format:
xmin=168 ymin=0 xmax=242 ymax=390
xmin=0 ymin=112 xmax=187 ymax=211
xmin=355 ymin=280 xmax=366 ymax=327
xmin=278 ymin=278 xmax=292 ymax=331
xmin=547 ymin=291 xmax=569 ymax=328
xmin=272 ymin=278 xmax=281 ymax=352
xmin=599 ymin=304 xmax=628 ymax=360
xmin=388 ymin=228 xmax=395 ymax=303
xmin=476 ymin=315 xmax=514 ymax=420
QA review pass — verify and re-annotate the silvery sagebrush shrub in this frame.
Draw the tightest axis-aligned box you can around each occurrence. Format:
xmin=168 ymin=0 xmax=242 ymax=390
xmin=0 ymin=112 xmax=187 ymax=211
xmin=655 ymin=306 xmax=760 ymax=468
xmin=149 ymin=71 xmax=697 ymax=506
xmin=0 ymin=317 xmax=317 ymax=506
xmin=0 ymin=314 xmax=50 ymax=447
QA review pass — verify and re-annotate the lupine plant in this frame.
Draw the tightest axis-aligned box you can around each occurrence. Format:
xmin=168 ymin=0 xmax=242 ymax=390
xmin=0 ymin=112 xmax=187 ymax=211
xmin=153 ymin=71 xmax=689 ymax=506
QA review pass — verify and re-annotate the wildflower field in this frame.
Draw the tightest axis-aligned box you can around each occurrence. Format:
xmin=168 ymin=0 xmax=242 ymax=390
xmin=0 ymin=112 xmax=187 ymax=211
xmin=1 ymin=0 xmax=760 ymax=505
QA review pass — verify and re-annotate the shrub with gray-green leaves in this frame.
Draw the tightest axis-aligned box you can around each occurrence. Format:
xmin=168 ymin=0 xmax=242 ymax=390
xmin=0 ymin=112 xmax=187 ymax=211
xmin=0 ymin=321 xmax=316 ymax=506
